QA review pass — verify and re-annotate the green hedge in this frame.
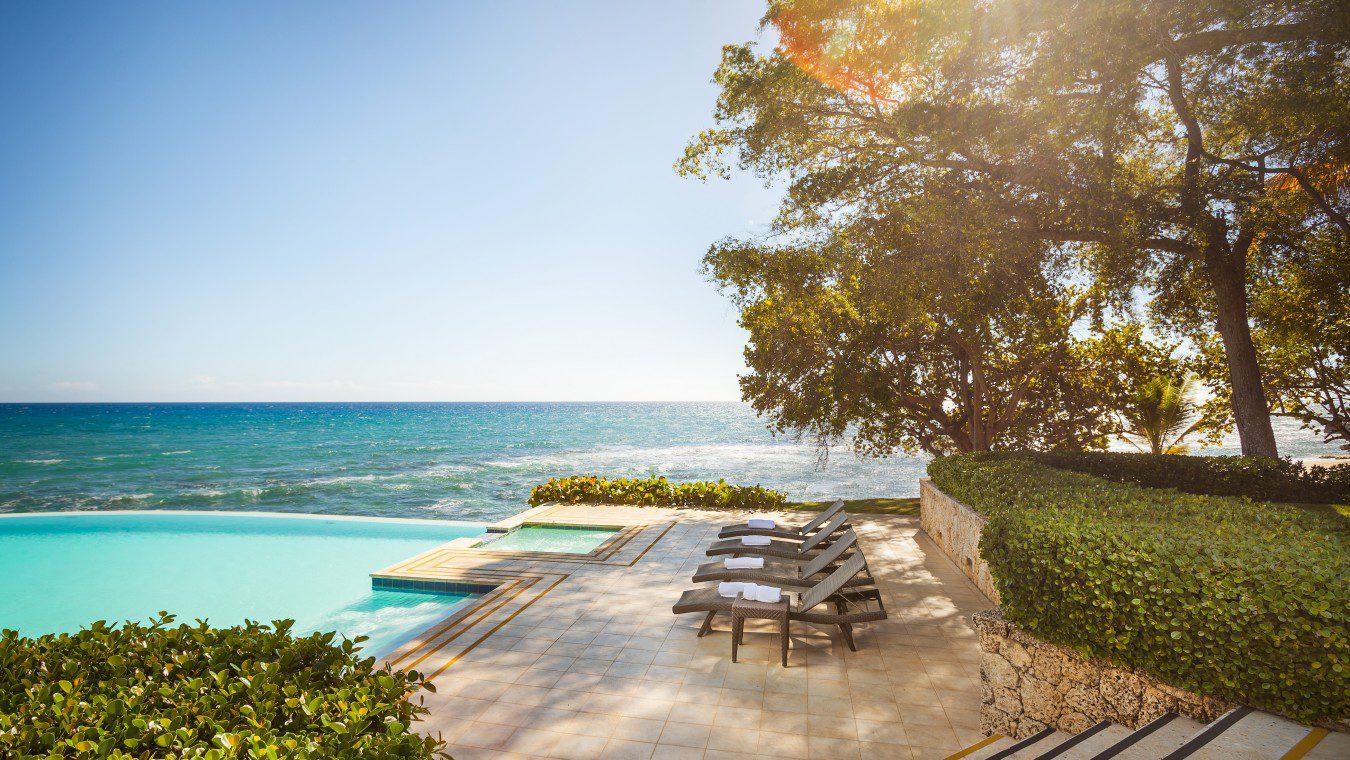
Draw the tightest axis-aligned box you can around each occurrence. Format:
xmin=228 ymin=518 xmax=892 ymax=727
xmin=928 ymin=454 xmax=1349 ymax=724
xmin=529 ymin=475 xmax=787 ymax=510
xmin=0 ymin=615 xmax=444 ymax=758
xmin=1024 ymin=450 xmax=1348 ymax=504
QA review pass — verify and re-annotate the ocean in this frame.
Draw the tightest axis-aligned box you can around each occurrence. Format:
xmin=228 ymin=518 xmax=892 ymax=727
xmin=0 ymin=402 xmax=1340 ymax=521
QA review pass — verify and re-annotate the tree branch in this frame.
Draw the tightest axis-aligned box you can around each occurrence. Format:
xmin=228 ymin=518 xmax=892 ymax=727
xmin=1285 ymin=166 xmax=1350 ymax=236
xmin=1169 ymin=20 xmax=1335 ymax=57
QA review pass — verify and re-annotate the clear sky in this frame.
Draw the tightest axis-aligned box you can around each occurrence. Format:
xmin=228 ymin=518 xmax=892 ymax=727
xmin=0 ymin=1 xmax=779 ymax=402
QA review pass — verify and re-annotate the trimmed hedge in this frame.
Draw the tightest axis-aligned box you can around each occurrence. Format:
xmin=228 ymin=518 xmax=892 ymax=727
xmin=929 ymin=454 xmax=1349 ymax=724
xmin=0 ymin=615 xmax=444 ymax=758
xmin=1025 ymin=450 xmax=1348 ymax=504
xmin=529 ymin=475 xmax=787 ymax=510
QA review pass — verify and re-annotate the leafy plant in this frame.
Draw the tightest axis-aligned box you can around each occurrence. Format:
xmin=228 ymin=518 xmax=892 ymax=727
xmin=929 ymin=454 xmax=1348 ymax=724
xmin=1118 ymin=375 xmax=1211 ymax=455
xmin=528 ymin=475 xmax=787 ymax=511
xmin=0 ymin=614 xmax=446 ymax=759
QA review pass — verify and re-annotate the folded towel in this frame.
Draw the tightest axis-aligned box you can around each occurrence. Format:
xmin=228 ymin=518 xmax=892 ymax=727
xmin=747 ymin=518 xmax=776 ymax=530
xmin=751 ymin=585 xmax=783 ymax=604
xmin=724 ymin=557 xmax=764 ymax=570
xmin=740 ymin=535 xmax=771 ymax=547
xmin=718 ymin=581 xmax=749 ymax=598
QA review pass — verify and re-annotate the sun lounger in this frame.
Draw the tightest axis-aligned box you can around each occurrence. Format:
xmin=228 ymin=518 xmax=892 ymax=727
xmin=672 ymin=553 xmax=886 ymax=665
xmin=717 ymin=499 xmax=845 ymax=540
xmin=692 ymin=528 xmax=871 ymax=588
xmin=704 ymin=510 xmax=847 ymax=560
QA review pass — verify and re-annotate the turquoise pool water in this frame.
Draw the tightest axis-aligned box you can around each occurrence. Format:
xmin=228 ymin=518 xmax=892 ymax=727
xmin=0 ymin=512 xmax=487 ymax=656
xmin=477 ymin=524 xmax=618 ymax=553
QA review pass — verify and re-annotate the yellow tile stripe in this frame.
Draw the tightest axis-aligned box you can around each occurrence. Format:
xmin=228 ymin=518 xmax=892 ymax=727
xmin=943 ymin=735 xmax=1003 ymax=760
xmin=383 ymin=578 xmax=530 ymax=669
xmin=424 ymin=574 xmax=570 ymax=680
xmin=1280 ymin=727 xmax=1329 ymax=760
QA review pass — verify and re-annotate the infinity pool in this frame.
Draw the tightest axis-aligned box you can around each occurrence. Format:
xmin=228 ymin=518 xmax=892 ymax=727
xmin=0 ymin=511 xmax=487 ymax=656
xmin=476 ymin=523 xmax=618 ymax=553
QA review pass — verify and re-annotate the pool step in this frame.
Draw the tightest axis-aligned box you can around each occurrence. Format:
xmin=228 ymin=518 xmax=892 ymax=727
xmin=945 ymin=708 xmax=1344 ymax=760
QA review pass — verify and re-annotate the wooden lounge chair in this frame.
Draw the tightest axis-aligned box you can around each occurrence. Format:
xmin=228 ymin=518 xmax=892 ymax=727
xmin=717 ymin=499 xmax=845 ymax=541
xmin=671 ymin=553 xmax=886 ymax=665
xmin=704 ymin=510 xmax=848 ymax=560
xmin=691 ymin=528 xmax=872 ymax=588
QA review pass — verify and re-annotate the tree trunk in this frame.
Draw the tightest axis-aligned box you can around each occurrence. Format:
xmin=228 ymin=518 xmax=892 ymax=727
xmin=1204 ymin=249 xmax=1279 ymax=457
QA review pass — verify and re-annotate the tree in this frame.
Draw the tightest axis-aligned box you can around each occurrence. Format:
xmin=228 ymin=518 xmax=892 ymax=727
xmin=704 ymin=196 xmax=1129 ymax=456
xmin=1195 ymin=219 xmax=1349 ymax=448
xmin=682 ymin=0 xmax=1350 ymax=457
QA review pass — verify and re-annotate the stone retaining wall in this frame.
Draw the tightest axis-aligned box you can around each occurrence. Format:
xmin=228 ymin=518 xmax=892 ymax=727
xmin=919 ymin=478 xmax=999 ymax=603
xmin=974 ymin=609 xmax=1233 ymax=739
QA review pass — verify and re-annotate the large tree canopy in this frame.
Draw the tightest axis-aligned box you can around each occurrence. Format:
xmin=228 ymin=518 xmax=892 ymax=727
xmin=705 ymin=195 xmax=1164 ymax=456
xmin=683 ymin=0 xmax=1349 ymax=457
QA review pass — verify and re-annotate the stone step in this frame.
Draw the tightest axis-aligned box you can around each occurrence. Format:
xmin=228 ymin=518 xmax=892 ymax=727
xmin=949 ymin=710 xmax=1346 ymax=760
xmin=1088 ymin=712 xmax=1206 ymax=758
xmin=1177 ymin=712 xmax=1344 ymax=755
xmin=1304 ymin=728 xmax=1350 ymax=759
xmin=958 ymin=727 xmax=1065 ymax=759
xmin=1032 ymin=721 xmax=1133 ymax=759
xmin=1173 ymin=707 xmax=1305 ymax=759
xmin=1004 ymin=730 xmax=1073 ymax=758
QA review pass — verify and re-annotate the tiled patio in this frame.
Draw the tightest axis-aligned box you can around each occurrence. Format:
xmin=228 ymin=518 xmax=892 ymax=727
xmin=397 ymin=504 xmax=994 ymax=759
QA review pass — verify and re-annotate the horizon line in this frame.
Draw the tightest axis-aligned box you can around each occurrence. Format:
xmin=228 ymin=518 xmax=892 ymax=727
xmin=0 ymin=399 xmax=749 ymax=405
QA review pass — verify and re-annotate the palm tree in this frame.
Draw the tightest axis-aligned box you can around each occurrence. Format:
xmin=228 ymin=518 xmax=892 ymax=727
xmin=1120 ymin=375 xmax=1208 ymax=455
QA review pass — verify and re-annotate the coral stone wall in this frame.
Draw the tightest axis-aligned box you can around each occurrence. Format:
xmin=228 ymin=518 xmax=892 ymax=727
xmin=919 ymin=478 xmax=999 ymax=603
xmin=974 ymin=609 xmax=1233 ymax=739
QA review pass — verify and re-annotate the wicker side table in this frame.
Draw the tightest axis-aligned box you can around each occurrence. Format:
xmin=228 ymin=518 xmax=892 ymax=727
xmin=731 ymin=597 xmax=791 ymax=667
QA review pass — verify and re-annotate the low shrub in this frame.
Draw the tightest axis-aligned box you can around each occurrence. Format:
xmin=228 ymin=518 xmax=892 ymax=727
xmin=928 ymin=454 xmax=1349 ymax=724
xmin=0 ymin=614 xmax=445 ymax=758
xmin=1025 ymin=450 xmax=1348 ymax=504
xmin=529 ymin=475 xmax=787 ymax=510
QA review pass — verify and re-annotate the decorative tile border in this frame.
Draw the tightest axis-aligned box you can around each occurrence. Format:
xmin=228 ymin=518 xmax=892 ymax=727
xmin=371 ymin=576 xmax=499 ymax=595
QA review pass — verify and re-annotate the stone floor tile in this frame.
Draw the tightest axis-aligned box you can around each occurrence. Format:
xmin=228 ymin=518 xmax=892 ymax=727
xmin=657 ymin=721 xmax=712 ymax=748
xmin=649 ymin=744 xmax=704 ymax=760
xmin=808 ymin=734 xmax=863 ymax=759
xmin=603 ymin=738 xmax=657 ymax=759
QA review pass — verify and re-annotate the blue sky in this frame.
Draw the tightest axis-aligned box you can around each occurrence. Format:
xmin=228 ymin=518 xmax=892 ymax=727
xmin=0 ymin=1 xmax=778 ymax=402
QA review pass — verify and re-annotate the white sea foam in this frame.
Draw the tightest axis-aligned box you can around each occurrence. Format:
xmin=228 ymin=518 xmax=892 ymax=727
xmin=161 ymin=450 xmax=192 ymax=456
xmin=426 ymin=498 xmax=465 ymax=513
xmin=16 ymin=459 xmax=65 ymax=465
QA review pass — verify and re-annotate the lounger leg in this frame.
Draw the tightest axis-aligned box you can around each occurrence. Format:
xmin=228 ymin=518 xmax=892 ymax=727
xmin=731 ymin=618 xmax=741 ymax=663
xmin=697 ymin=611 xmax=716 ymax=637
xmin=780 ymin=619 xmax=789 ymax=668
xmin=840 ymin=623 xmax=857 ymax=651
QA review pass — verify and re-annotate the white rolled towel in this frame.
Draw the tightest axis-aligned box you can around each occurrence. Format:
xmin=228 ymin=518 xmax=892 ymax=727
xmin=724 ymin=557 xmax=764 ymax=570
xmin=740 ymin=535 xmax=771 ymax=547
xmin=751 ymin=585 xmax=783 ymax=604
xmin=718 ymin=581 xmax=749 ymax=598
xmin=746 ymin=518 xmax=776 ymax=530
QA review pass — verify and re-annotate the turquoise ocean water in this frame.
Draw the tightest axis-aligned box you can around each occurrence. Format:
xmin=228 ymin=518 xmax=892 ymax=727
xmin=1 ymin=403 xmax=1341 ymax=521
